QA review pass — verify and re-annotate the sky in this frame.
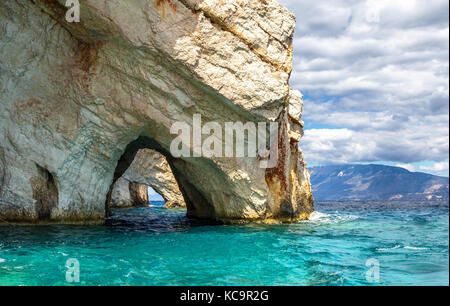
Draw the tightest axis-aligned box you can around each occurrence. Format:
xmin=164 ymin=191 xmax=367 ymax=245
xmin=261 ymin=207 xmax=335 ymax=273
xmin=277 ymin=0 xmax=449 ymax=177
xmin=148 ymin=186 xmax=163 ymax=202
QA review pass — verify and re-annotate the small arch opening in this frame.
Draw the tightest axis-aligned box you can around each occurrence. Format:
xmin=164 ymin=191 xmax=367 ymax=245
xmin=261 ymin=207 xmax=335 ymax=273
xmin=148 ymin=186 xmax=164 ymax=206
xmin=105 ymin=136 xmax=211 ymax=218
xmin=31 ymin=165 xmax=58 ymax=221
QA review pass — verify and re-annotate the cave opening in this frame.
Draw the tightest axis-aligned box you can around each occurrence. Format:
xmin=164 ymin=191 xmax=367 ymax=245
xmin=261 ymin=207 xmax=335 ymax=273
xmin=147 ymin=186 xmax=164 ymax=206
xmin=32 ymin=165 xmax=58 ymax=221
xmin=105 ymin=136 xmax=210 ymax=219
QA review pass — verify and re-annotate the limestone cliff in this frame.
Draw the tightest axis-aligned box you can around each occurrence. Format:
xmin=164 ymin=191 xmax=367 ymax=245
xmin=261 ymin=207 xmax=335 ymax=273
xmin=0 ymin=0 xmax=314 ymax=224
xmin=110 ymin=177 xmax=152 ymax=208
xmin=129 ymin=181 xmax=150 ymax=207
xmin=110 ymin=177 xmax=134 ymax=208
xmin=111 ymin=149 xmax=186 ymax=208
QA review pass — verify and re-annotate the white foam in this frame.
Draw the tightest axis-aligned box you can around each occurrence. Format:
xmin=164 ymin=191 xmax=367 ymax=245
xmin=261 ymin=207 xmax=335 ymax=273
xmin=308 ymin=211 xmax=330 ymax=221
xmin=404 ymin=246 xmax=429 ymax=251
xmin=377 ymin=245 xmax=401 ymax=251
xmin=0 ymin=258 xmax=5 ymax=263
xmin=302 ymin=211 xmax=359 ymax=224
xmin=377 ymin=245 xmax=429 ymax=251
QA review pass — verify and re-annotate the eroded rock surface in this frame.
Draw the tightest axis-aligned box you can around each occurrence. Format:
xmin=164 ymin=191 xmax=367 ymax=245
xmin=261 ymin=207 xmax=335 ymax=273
xmin=0 ymin=0 xmax=313 ymax=224
xmin=129 ymin=182 xmax=150 ymax=207
xmin=110 ymin=177 xmax=153 ymax=208
xmin=110 ymin=178 xmax=150 ymax=208
xmin=110 ymin=177 xmax=133 ymax=208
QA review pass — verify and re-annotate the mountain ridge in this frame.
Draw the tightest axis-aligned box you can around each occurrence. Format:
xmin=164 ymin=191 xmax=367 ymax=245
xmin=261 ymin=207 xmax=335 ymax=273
xmin=310 ymin=164 xmax=449 ymax=201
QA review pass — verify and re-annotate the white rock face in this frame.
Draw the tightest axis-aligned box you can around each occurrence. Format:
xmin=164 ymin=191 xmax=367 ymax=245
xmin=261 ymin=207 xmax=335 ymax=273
xmin=111 ymin=149 xmax=186 ymax=209
xmin=110 ymin=177 xmax=150 ymax=208
xmin=0 ymin=0 xmax=313 ymax=224
xmin=110 ymin=177 xmax=133 ymax=208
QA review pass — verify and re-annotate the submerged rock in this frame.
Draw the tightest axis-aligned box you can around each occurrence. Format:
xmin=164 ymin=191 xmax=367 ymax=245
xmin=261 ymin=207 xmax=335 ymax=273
xmin=0 ymin=0 xmax=314 ymax=224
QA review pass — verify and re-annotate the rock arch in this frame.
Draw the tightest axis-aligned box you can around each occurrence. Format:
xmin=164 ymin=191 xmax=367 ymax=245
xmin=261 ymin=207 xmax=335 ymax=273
xmin=0 ymin=0 xmax=314 ymax=224
xmin=104 ymin=135 xmax=214 ymax=220
xmin=110 ymin=149 xmax=186 ymax=209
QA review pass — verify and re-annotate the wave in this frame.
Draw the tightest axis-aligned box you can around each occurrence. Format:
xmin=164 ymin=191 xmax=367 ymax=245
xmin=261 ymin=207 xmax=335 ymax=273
xmin=403 ymin=246 xmax=429 ymax=251
xmin=376 ymin=245 xmax=429 ymax=251
xmin=0 ymin=258 xmax=5 ymax=263
xmin=149 ymin=205 xmax=165 ymax=208
xmin=376 ymin=245 xmax=401 ymax=251
xmin=302 ymin=211 xmax=359 ymax=224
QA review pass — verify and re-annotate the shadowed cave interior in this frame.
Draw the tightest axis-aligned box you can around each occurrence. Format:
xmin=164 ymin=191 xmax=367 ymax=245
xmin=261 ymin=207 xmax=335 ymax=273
xmin=105 ymin=136 xmax=208 ymax=218
xmin=32 ymin=165 xmax=59 ymax=221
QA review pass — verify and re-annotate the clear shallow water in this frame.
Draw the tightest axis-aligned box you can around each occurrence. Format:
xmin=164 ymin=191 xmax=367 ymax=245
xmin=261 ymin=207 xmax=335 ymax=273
xmin=0 ymin=201 xmax=448 ymax=286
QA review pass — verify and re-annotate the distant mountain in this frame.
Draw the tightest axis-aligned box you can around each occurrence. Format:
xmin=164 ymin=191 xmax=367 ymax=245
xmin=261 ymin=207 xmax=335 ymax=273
xmin=310 ymin=164 xmax=449 ymax=201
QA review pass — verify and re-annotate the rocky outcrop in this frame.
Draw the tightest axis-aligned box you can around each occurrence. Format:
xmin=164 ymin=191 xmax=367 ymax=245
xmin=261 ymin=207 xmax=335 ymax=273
xmin=129 ymin=182 xmax=150 ymax=207
xmin=0 ymin=0 xmax=313 ymax=224
xmin=110 ymin=178 xmax=150 ymax=208
xmin=110 ymin=178 xmax=134 ymax=208
xmin=111 ymin=149 xmax=186 ymax=208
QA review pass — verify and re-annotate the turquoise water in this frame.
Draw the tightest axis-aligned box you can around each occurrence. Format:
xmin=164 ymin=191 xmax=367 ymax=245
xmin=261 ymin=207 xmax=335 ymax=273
xmin=0 ymin=201 xmax=448 ymax=286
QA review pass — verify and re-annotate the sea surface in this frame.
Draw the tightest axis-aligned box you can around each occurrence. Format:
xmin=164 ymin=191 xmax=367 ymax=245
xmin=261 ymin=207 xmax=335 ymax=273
xmin=0 ymin=201 xmax=448 ymax=286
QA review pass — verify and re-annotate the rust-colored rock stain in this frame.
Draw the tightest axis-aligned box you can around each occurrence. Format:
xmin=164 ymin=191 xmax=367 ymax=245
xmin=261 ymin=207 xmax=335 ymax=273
xmin=154 ymin=0 xmax=177 ymax=18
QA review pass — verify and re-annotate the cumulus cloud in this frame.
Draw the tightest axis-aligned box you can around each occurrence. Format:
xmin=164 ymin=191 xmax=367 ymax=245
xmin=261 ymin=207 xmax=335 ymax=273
xmin=278 ymin=0 xmax=449 ymax=173
xmin=302 ymin=127 xmax=448 ymax=165
xmin=395 ymin=164 xmax=417 ymax=172
xmin=420 ymin=161 xmax=449 ymax=173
